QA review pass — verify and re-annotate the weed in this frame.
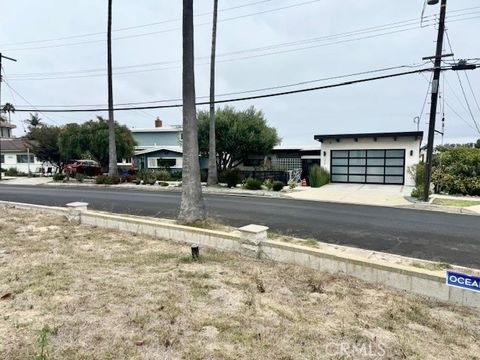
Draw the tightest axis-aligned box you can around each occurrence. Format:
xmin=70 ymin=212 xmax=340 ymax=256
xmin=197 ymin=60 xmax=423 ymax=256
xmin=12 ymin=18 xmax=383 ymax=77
xmin=33 ymin=326 xmax=50 ymax=360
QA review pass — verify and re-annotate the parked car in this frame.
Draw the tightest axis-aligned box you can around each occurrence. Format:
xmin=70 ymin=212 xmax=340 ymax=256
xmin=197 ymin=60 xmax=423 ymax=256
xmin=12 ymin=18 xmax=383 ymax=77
xmin=66 ymin=160 xmax=102 ymax=176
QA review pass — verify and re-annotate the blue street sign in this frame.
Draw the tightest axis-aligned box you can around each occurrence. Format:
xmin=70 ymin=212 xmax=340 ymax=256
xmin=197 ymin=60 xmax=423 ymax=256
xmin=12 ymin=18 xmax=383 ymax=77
xmin=446 ymin=271 xmax=480 ymax=292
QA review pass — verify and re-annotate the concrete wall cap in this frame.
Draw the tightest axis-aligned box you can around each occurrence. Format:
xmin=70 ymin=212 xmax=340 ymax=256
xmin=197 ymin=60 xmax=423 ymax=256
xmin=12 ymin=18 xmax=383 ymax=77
xmin=239 ymin=224 xmax=269 ymax=233
xmin=66 ymin=202 xmax=89 ymax=208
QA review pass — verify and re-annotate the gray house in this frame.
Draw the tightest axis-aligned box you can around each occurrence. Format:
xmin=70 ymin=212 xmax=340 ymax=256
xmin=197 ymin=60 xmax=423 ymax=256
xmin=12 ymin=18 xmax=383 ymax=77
xmin=131 ymin=118 xmax=207 ymax=171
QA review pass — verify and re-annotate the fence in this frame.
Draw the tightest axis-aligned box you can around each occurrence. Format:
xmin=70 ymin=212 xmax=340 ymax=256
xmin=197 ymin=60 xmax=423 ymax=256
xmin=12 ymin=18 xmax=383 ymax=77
xmin=241 ymin=170 xmax=289 ymax=183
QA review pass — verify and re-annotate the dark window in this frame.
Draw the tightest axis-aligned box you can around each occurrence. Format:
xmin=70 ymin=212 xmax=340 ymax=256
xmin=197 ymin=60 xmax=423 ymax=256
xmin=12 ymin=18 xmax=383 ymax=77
xmin=0 ymin=155 xmax=4 ymax=163
xmin=157 ymin=158 xmax=176 ymax=168
xmin=16 ymin=155 xmax=34 ymax=163
xmin=243 ymin=158 xmax=263 ymax=167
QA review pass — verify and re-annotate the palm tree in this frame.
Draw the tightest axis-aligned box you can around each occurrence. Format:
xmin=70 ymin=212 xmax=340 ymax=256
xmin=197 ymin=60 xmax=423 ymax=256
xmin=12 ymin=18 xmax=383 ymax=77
xmin=2 ymin=103 xmax=15 ymax=122
xmin=25 ymin=113 xmax=42 ymax=129
xmin=178 ymin=0 xmax=206 ymax=222
xmin=207 ymin=0 xmax=219 ymax=186
xmin=107 ymin=0 xmax=118 ymax=176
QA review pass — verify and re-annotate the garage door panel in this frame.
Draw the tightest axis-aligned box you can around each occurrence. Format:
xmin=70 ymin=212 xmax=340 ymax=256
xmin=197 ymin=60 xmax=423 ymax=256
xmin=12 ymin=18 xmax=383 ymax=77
xmin=331 ymin=149 xmax=405 ymax=185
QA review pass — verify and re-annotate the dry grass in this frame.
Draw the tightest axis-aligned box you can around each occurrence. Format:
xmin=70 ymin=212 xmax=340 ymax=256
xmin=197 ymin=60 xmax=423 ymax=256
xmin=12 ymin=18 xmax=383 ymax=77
xmin=1 ymin=208 xmax=479 ymax=360
xmin=432 ymin=198 xmax=480 ymax=207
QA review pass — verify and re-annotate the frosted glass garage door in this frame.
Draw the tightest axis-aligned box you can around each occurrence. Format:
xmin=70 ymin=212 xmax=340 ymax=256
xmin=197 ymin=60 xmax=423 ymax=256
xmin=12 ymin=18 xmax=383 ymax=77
xmin=330 ymin=149 xmax=405 ymax=184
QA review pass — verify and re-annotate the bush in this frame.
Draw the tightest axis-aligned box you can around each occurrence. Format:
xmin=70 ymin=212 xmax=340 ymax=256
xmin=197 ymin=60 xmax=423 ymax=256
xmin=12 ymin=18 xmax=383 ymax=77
xmin=155 ymin=170 xmax=170 ymax=181
xmin=264 ymin=178 xmax=274 ymax=190
xmin=432 ymin=147 xmax=480 ymax=196
xmin=5 ymin=167 xmax=19 ymax=176
xmin=200 ymin=169 xmax=208 ymax=182
xmin=272 ymin=181 xmax=284 ymax=191
xmin=95 ymin=175 xmax=120 ymax=185
xmin=288 ymin=180 xmax=297 ymax=189
xmin=159 ymin=181 xmax=169 ymax=187
xmin=53 ymin=173 xmax=65 ymax=182
xmin=170 ymin=171 xmax=182 ymax=180
xmin=221 ymin=168 xmax=244 ymax=188
xmin=75 ymin=173 xmax=85 ymax=183
xmin=95 ymin=175 xmax=108 ymax=184
xmin=408 ymin=163 xmax=424 ymax=188
xmin=309 ymin=165 xmax=329 ymax=188
xmin=244 ymin=177 xmax=262 ymax=190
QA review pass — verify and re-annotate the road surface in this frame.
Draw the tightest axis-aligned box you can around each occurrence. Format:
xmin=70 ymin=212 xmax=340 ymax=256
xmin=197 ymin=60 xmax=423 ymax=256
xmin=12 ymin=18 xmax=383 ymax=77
xmin=0 ymin=184 xmax=479 ymax=268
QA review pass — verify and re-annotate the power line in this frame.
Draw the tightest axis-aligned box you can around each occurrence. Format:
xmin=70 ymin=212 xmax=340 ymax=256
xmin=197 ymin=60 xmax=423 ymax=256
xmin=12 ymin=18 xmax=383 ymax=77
xmin=8 ymin=67 xmax=444 ymax=113
xmin=6 ymin=63 xmax=429 ymax=108
xmin=1 ymin=0 xmax=322 ymax=52
xmin=444 ymin=29 xmax=480 ymax=133
xmin=4 ymin=5 xmax=480 ymax=53
xmin=0 ymin=0 xmax=276 ymax=47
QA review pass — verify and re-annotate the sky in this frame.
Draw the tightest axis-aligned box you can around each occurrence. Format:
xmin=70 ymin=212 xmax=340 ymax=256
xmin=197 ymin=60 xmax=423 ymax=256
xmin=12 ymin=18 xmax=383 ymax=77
xmin=1 ymin=0 xmax=479 ymax=147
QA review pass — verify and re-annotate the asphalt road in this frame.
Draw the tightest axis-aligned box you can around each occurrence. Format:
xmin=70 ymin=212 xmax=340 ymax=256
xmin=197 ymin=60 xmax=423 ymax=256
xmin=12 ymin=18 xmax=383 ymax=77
xmin=0 ymin=184 xmax=479 ymax=268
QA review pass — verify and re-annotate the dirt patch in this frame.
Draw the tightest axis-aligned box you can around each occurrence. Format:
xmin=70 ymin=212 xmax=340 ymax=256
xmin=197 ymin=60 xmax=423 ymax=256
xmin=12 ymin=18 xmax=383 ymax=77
xmin=1 ymin=208 xmax=479 ymax=359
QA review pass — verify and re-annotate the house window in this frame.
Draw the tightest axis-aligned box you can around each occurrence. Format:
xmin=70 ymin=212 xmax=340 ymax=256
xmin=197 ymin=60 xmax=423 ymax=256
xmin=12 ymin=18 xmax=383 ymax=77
xmin=0 ymin=155 xmax=4 ymax=163
xmin=16 ymin=154 xmax=35 ymax=163
xmin=157 ymin=158 xmax=176 ymax=168
xmin=243 ymin=158 xmax=263 ymax=167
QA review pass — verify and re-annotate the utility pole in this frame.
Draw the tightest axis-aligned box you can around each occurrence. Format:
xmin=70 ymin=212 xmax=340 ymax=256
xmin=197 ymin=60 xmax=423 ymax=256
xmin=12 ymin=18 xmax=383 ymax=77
xmin=0 ymin=53 xmax=17 ymax=181
xmin=422 ymin=0 xmax=447 ymax=202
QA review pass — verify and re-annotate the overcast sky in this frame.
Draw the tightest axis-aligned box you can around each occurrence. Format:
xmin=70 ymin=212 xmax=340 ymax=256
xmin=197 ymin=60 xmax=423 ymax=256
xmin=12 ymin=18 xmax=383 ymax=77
xmin=1 ymin=0 xmax=479 ymax=146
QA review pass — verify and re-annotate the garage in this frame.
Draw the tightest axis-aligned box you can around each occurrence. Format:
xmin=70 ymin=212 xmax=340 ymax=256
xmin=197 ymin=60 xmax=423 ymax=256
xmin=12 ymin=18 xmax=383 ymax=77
xmin=314 ymin=131 xmax=423 ymax=186
xmin=330 ymin=149 xmax=405 ymax=184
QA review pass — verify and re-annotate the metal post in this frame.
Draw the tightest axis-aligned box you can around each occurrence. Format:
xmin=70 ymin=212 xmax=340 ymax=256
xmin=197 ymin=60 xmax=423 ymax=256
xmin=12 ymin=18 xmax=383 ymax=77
xmin=423 ymin=0 xmax=447 ymax=202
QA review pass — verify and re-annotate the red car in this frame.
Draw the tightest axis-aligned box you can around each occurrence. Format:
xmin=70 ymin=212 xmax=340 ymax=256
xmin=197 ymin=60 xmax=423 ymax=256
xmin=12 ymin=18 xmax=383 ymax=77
xmin=66 ymin=160 xmax=102 ymax=176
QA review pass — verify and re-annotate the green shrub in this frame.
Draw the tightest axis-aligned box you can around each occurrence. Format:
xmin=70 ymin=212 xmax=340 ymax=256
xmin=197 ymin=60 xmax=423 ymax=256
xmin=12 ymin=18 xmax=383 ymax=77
xmin=200 ymin=169 xmax=208 ymax=182
xmin=244 ymin=177 xmax=262 ymax=190
xmin=159 ymin=181 xmax=169 ymax=187
xmin=110 ymin=175 xmax=121 ymax=185
xmin=75 ymin=173 xmax=85 ymax=183
xmin=272 ymin=181 xmax=284 ymax=191
xmin=432 ymin=147 xmax=480 ymax=196
xmin=309 ymin=165 xmax=329 ymax=188
xmin=5 ymin=167 xmax=19 ymax=176
xmin=408 ymin=163 xmax=424 ymax=188
xmin=221 ymin=169 xmax=244 ymax=188
xmin=155 ymin=170 xmax=171 ymax=181
xmin=53 ymin=173 xmax=65 ymax=182
xmin=264 ymin=178 xmax=274 ymax=190
xmin=170 ymin=171 xmax=182 ymax=180
xmin=95 ymin=175 xmax=108 ymax=184
xmin=288 ymin=179 xmax=297 ymax=189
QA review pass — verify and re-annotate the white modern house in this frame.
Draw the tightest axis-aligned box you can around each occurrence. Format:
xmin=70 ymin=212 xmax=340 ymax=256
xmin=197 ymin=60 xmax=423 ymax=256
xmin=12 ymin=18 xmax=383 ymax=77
xmin=314 ymin=131 xmax=423 ymax=186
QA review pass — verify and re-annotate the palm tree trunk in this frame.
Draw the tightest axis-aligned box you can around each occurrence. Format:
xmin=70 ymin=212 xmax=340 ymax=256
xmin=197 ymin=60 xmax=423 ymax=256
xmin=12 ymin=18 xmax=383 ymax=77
xmin=107 ymin=0 xmax=118 ymax=177
xmin=179 ymin=0 xmax=206 ymax=222
xmin=207 ymin=0 xmax=219 ymax=186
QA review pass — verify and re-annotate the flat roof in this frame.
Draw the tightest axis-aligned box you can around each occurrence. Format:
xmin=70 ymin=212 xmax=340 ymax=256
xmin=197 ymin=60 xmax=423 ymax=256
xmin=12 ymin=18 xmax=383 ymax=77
xmin=314 ymin=131 xmax=423 ymax=142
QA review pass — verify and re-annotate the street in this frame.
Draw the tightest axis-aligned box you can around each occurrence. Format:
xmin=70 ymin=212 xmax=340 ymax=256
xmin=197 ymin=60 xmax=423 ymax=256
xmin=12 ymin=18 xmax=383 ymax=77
xmin=0 ymin=184 xmax=479 ymax=268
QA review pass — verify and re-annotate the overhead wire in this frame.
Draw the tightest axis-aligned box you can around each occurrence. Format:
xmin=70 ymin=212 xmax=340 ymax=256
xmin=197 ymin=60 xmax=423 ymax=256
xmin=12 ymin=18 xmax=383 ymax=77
xmin=7 ymin=67 xmax=447 ymax=113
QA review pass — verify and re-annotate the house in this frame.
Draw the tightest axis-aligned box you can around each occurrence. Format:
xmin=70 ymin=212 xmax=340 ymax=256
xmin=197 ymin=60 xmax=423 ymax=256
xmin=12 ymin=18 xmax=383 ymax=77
xmin=239 ymin=145 xmax=321 ymax=179
xmin=314 ymin=131 xmax=423 ymax=186
xmin=131 ymin=118 xmax=207 ymax=171
xmin=0 ymin=119 xmax=44 ymax=174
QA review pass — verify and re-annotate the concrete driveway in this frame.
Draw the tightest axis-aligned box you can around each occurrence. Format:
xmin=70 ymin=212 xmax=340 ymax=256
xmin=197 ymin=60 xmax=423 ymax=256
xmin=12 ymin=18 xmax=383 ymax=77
xmin=285 ymin=183 xmax=413 ymax=207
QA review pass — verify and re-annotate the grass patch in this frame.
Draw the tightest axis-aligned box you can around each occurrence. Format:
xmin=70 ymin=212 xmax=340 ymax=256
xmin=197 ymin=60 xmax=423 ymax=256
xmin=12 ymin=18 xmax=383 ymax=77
xmin=432 ymin=198 xmax=480 ymax=207
xmin=411 ymin=261 xmax=453 ymax=271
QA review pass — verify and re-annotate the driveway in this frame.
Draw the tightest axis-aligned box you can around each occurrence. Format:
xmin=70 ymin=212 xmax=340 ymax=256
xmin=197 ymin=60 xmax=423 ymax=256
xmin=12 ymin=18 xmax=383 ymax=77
xmin=285 ymin=183 xmax=413 ymax=207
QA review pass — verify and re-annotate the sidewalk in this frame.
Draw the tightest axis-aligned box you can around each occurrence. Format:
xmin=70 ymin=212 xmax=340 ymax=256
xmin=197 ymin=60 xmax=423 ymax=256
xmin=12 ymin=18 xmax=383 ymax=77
xmin=0 ymin=176 xmax=53 ymax=185
xmin=285 ymin=183 xmax=413 ymax=206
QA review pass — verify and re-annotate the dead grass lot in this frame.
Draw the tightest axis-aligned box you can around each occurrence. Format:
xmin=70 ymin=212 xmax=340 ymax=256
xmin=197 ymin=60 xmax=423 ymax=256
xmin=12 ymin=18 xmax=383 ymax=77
xmin=1 ymin=208 xmax=479 ymax=360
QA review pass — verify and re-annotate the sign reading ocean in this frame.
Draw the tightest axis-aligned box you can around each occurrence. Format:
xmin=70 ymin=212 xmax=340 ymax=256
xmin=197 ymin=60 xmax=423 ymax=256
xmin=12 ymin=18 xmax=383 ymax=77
xmin=446 ymin=271 xmax=480 ymax=292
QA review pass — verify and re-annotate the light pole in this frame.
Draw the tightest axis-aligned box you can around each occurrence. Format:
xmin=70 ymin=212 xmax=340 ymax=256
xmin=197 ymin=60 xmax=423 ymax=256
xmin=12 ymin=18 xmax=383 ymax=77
xmin=422 ymin=0 xmax=447 ymax=202
xmin=0 ymin=53 xmax=17 ymax=180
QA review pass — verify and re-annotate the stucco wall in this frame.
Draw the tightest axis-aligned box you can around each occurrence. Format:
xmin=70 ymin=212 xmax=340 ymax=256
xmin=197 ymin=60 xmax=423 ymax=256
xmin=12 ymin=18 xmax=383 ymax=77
xmin=320 ymin=136 xmax=422 ymax=186
xmin=1 ymin=152 xmax=44 ymax=173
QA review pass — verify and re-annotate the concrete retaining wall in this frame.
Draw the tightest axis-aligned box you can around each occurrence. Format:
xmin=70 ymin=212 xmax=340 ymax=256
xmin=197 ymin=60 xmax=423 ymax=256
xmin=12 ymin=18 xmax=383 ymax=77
xmin=1 ymin=200 xmax=478 ymax=309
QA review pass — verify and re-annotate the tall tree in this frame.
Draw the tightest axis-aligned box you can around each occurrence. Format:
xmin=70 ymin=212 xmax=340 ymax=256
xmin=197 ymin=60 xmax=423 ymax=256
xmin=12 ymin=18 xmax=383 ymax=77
xmin=198 ymin=106 xmax=280 ymax=171
xmin=107 ymin=0 xmax=118 ymax=176
xmin=25 ymin=113 xmax=42 ymax=129
xmin=179 ymin=0 xmax=206 ymax=222
xmin=207 ymin=0 xmax=219 ymax=186
xmin=2 ymin=103 xmax=15 ymax=122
